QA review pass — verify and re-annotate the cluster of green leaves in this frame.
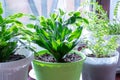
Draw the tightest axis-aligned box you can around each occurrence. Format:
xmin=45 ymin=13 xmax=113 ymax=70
xmin=81 ymin=1 xmax=118 ymax=57
xmin=108 ymin=22 xmax=120 ymax=35
xmin=0 ymin=3 xmax=24 ymax=62
xmin=86 ymin=2 xmax=109 ymax=36
xmin=108 ymin=0 xmax=120 ymax=35
xmin=87 ymin=36 xmax=118 ymax=57
xmin=21 ymin=9 xmax=88 ymax=62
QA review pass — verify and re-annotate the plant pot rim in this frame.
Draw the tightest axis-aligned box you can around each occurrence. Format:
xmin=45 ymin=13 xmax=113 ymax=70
xmin=84 ymin=51 xmax=119 ymax=65
xmin=33 ymin=50 xmax=86 ymax=65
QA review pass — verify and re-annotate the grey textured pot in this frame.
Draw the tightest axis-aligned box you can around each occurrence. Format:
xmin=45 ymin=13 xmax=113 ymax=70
xmin=117 ymin=46 xmax=120 ymax=73
xmin=103 ymin=35 xmax=120 ymax=72
xmin=82 ymin=51 xmax=119 ymax=80
xmin=0 ymin=48 xmax=34 ymax=80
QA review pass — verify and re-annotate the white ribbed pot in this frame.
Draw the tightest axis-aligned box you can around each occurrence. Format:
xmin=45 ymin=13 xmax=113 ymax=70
xmin=104 ymin=35 xmax=120 ymax=72
xmin=82 ymin=51 xmax=119 ymax=80
xmin=115 ymin=35 xmax=120 ymax=72
xmin=0 ymin=48 xmax=34 ymax=80
xmin=117 ymin=46 xmax=120 ymax=72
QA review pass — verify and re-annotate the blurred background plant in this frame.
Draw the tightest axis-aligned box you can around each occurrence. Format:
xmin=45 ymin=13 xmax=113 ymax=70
xmin=108 ymin=0 xmax=120 ymax=35
xmin=78 ymin=1 xmax=119 ymax=57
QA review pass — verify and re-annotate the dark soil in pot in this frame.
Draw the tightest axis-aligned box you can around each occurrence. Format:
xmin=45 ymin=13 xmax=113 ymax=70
xmin=87 ymin=54 xmax=115 ymax=58
xmin=36 ymin=53 xmax=82 ymax=63
xmin=6 ymin=54 xmax=26 ymax=62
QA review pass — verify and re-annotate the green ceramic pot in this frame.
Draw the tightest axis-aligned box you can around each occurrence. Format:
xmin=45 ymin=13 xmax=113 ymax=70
xmin=32 ymin=50 xmax=86 ymax=80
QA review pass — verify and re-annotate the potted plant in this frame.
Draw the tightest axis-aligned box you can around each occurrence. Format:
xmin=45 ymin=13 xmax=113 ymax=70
xmin=21 ymin=9 xmax=88 ymax=80
xmin=79 ymin=2 xmax=119 ymax=80
xmin=0 ymin=3 xmax=33 ymax=80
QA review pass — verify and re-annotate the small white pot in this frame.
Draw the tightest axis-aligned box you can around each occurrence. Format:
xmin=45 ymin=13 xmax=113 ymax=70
xmin=117 ymin=46 xmax=120 ymax=72
xmin=104 ymin=35 xmax=120 ymax=72
xmin=82 ymin=51 xmax=119 ymax=80
xmin=0 ymin=48 xmax=34 ymax=80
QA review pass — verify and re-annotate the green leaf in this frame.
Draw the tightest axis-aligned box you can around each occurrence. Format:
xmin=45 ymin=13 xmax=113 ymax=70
xmin=65 ymin=16 xmax=76 ymax=25
xmin=59 ymin=9 xmax=65 ymax=16
xmin=56 ymin=39 xmax=61 ymax=45
xmin=22 ymin=29 xmax=33 ymax=36
xmin=40 ymin=16 xmax=47 ymax=27
xmin=27 ymin=24 xmax=34 ymax=28
xmin=29 ymin=15 xmax=37 ymax=20
xmin=61 ymin=27 xmax=72 ymax=40
xmin=68 ymin=12 xmax=74 ymax=16
xmin=58 ymin=17 xmax=63 ymax=23
xmin=0 ymin=3 xmax=3 ymax=14
xmin=50 ymin=13 xmax=58 ymax=20
xmin=47 ymin=18 xmax=55 ymax=30
xmin=40 ymin=29 xmax=49 ymax=39
xmin=51 ymin=40 xmax=58 ymax=50
xmin=9 ymin=25 xmax=18 ymax=33
xmin=8 ymin=13 xmax=24 ymax=19
xmin=2 ymin=20 xmax=23 ymax=26
xmin=0 ymin=15 xmax=3 ymax=22
xmin=55 ymin=22 xmax=63 ymax=33
xmin=81 ymin=18 xmax=89 ymax=24
xmin=73 ymin=11 xmax=81 ymax=17
xmin=57 ymin=42 xmax=71 ymax=57
xmin=68 ymin=27 xmax=83 ymax=41
xmin=33 ymin=37 xmax=51 ymax=53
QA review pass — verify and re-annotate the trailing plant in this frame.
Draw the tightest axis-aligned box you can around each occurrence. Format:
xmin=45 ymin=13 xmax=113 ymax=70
xmin=80 ymin=1 xmax=118 ymax=57
xmin=0 ymin=3 xmax=24 ymax=62
xmin=114 ymin=0 xmax=120 ymax=18
xmin=21 ymin=9 xmax=88 ymax=62
xmin=108 ymin=0 xmax=120 ymax=35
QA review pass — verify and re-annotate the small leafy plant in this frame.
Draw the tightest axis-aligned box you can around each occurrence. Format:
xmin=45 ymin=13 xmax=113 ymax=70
xmin=21 ymin=9 xmax=88 ymax=62
xmin=0 ymin=3 xmax=24 ymax=62
xmin=80 ymin=1 xmax=118 ymax=57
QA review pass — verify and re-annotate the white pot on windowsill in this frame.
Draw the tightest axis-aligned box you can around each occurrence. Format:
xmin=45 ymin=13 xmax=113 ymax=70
xmin=82 ymin=51 xmax=119 ymax=80
xmin=104 ymin=35 xmax=120 ymax=72
xmin=0 ymin=48 xmax=34 ymax=80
